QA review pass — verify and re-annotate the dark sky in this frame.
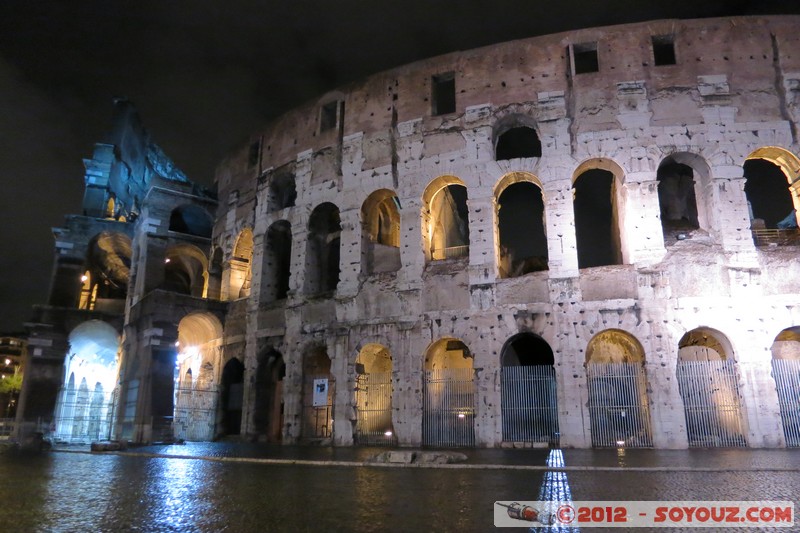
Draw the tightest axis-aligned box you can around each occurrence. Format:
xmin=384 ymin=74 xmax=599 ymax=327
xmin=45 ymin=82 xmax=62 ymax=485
xmin=0 ymin=0 xmax=797 ymax=332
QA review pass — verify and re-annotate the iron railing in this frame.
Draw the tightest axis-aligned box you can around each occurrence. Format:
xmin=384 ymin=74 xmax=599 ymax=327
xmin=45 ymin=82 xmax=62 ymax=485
xmin=752 ymin=228 xmax=800 ymax=247
xmin=586 ymin=363 xmax=653 ymax=448
xmin=52 ymin=387 xmax=116 ymax=443
xmin=771 ymin=359 xmax=800 ymax=447
xmin=677 ymin=359 xmax=746 ymax=447
xmin=501 ymin=365 xmax=559 ymax=443
xmin=355 ymin=372 xmax=395 ymax=445
xmin=423 ymin=368 xmax=475 ymax=447
xmin=431 ymin=245 xmax=469 ymax=261
xmin=173 ymin=387 xmax=219 ymax=441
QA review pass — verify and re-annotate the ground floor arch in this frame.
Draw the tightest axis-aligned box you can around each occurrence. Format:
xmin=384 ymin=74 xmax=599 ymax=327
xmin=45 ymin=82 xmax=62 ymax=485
xmin=220 ymin=358 xmax=244 ymax=435
xmin=422 ymin=338 xmax=475 ymax=447
xmin=585 ymin=329 xmax=653 ymax=448
xmin=301 ymin=346 xmax=334 ymax=441
xmin=770 ymin=327 xmax=800 ymax=447
xmin=172 ymin=312 xmax=223 ymax=441
xmin=53 ymin=320 xmax=120 ymax=443
xmin=500 ymin=333 xmax=559 ymax=444
xmin=354 ymin=343 xmax=394 ymax=445
xmin=676 ymin=327 xmax=746 ymax=447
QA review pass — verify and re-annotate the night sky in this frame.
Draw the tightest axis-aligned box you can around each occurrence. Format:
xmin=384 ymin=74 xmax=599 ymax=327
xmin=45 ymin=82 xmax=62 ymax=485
xmin=0 ymin=1 xmax=797 ymax=332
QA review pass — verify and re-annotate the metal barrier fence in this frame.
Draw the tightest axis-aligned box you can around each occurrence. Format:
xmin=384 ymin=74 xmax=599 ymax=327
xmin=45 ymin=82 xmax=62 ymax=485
xmin=422 ymin=368 xmax=475 ymax=448
xmin=772 ymin=359 xmax=800 ymax=447
xmin=501 ymin=365 xmax=559 ymax=443
xmin=677 ymin=359 xmax=746 ymax=447
xmin=431 ymin=245 xmax=469 ymax=261
xmin=355 ymin=372 xmax=395 ymax=445
xmin=587 ymin=363 xmax=653 ymax=448
xmin=52 ymin=387 xmax=116 ymax=443
xmin=173 ymin=387 xmax=219 ymax=441
xmin=751 ymin=228 xmax=800 ymax=247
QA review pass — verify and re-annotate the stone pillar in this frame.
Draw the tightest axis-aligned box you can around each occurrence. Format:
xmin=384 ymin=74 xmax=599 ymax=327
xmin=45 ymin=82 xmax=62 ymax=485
xmin=336 ymin=208 xmax=361 ymax=298
xmin=393 ymin=324 xmax=425 ymax=446
xmin=397 ymin=195 xmax=424 ymax=289
xmin=330 ymin=331 xmax=353 ymax=446
xmin=643 ymin=313 xmax=689 ymax=449
xmin=707 ymin=167 xmax=755 ymax=253
xmin=281 ymin=334 xmax=303 ymax=444
xmin=543 ymin=178 xmax=579 ymax=278
xmin=734 ymin=329 xmax=785 ymax=448
xmin=620 ymin=173 xmax=666 ymax=265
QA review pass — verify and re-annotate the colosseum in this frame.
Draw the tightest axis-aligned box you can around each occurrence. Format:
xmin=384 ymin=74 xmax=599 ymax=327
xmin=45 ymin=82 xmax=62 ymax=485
xmin=18 ymin=14 xmax=800 ymax=450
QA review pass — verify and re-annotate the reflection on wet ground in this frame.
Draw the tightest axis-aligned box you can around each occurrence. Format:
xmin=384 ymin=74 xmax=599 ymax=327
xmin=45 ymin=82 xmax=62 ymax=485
xmin=0 ymin=444 xmax=798 ymax=532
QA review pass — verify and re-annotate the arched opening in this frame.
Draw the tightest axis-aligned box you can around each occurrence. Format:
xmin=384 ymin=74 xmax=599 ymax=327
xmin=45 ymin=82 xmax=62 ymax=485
xmin=262 ymin=221 xmax=292 ymax=303
xmin=422 ymin=338 xmax=474 ymax=447
xmin=355 ymin=343 xmax=394 ymax=445
xmin=744 ymin=159 xmax=794 ymax=229
xmin=361 ymin=189 xmax=401 ymax=274
xmin=495 ymin=174 xmax=548 ymax=278
xmin=53 ymin=321 xmax=120 ymax=443
xmin=500 ymin=333 xmax=558 ymax=443
xmin=220 ymin=358 xmax=244 ymax=436
xmin=496 ymin=127 xmax=542 ymax=160
xmin=744 ymin=147 xmax=800 ymax=245
xmin=585 ymin=329 xmax=652 ymax=448
xmin=169 ymin=204 xmax=213 ymax=238
xmin=269 ymin=170 xmax=297 ymax=212
xmin=770 ymin=327 xmax=800 ymax=447
xmin=573 ymin=165 xmax=623 ymax=268
xmin=301 ymin=345 xmax=334 ymax=440
xmin=254 ymin=349 xmax=285 ymax=442
xmin=81 ymin=232 xmax=132 ymax=313
xmin=227 ymin=228 xmax=253 ymax=299
xmin=163 ymin=244 xmax=208 ymax=297
xmin=422 ymin=176 xmax=470 ymax=261
xmin=657 ymin=157 xmax=700 ymax=233
xmin=173 ymin=312 xmax=224 ymax=441
xmin=677 ymin=327 xmax=745 ymax=447
xmin=305 ymin=203 xmax=341 ymax=296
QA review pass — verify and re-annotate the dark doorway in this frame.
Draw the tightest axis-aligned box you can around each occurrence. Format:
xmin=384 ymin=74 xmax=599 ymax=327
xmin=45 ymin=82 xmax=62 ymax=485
xmin=254 ymin=350 xmax=285 ymax=442
xmin=498 ymin=182 xmax=548 ymax=277
xmin=221 ymin=358 xmax=245 ymax=436
xmin=744 ymin=159 xmax=794 ymax=229
xmin=573 ymin=169 xmax=621 ymax=268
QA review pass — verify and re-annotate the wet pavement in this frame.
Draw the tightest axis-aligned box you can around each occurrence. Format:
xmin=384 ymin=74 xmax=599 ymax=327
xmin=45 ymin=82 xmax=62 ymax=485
xmin=1 ymin=443 xmax=797 ymax=532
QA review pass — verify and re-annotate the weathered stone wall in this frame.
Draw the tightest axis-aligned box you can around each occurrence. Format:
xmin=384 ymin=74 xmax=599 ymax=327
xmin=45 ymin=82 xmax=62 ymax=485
xmin=211 ymin=15 xmax=800 ymax=448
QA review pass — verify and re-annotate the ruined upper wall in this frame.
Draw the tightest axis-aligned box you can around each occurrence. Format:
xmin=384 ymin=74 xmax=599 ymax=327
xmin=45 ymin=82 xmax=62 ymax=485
xmin=215 ymin=15 xmax=800 ymax=198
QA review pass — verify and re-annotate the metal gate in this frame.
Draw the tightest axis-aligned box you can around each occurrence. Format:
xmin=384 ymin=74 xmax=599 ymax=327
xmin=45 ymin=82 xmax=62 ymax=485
xmin=771 ymin=359 xmax=800 ymax=447
xmin=173 ymin=387 xmax=219 ymax=441
xmin=501 ymin=365 xmax=559 ymax=443
xmin=355 ymin=372 xmax=395 ymax=445
xmin=587 ymin=363 xmax=653 ymax=448
xmin=52 ymin=386 xmax=116 ymax=443
xmin=302 ymin=374 xmax=334 ymax=439
xmin=422 ymin=368 xmax=475 ymax=447
xmin=677 ymin=360 xmax=746 ymax=447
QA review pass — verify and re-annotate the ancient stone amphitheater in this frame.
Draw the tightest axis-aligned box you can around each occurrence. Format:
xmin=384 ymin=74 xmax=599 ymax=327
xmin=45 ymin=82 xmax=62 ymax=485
xmin=21 ymin=15 xmax=800 ymax=449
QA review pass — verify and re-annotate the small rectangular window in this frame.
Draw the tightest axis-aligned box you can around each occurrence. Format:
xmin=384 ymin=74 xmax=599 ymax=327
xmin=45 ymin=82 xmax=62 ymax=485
xmin=572 ymin=42 xmax=599 ymax=74
xmin=320 ymin=101 xmax=339 ymax=132
xmin=432 ymin=72 xmax=456 ymax=115
xmin=652 ymin=35 xmax=676 ymax=66
xmin=248 ymin=141 xmax=260 ymax=168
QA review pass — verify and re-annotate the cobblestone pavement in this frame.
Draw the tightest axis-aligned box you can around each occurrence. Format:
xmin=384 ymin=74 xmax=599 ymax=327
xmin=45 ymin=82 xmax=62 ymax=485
xmin=6 ymin=444 xmax=798 ymax=532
